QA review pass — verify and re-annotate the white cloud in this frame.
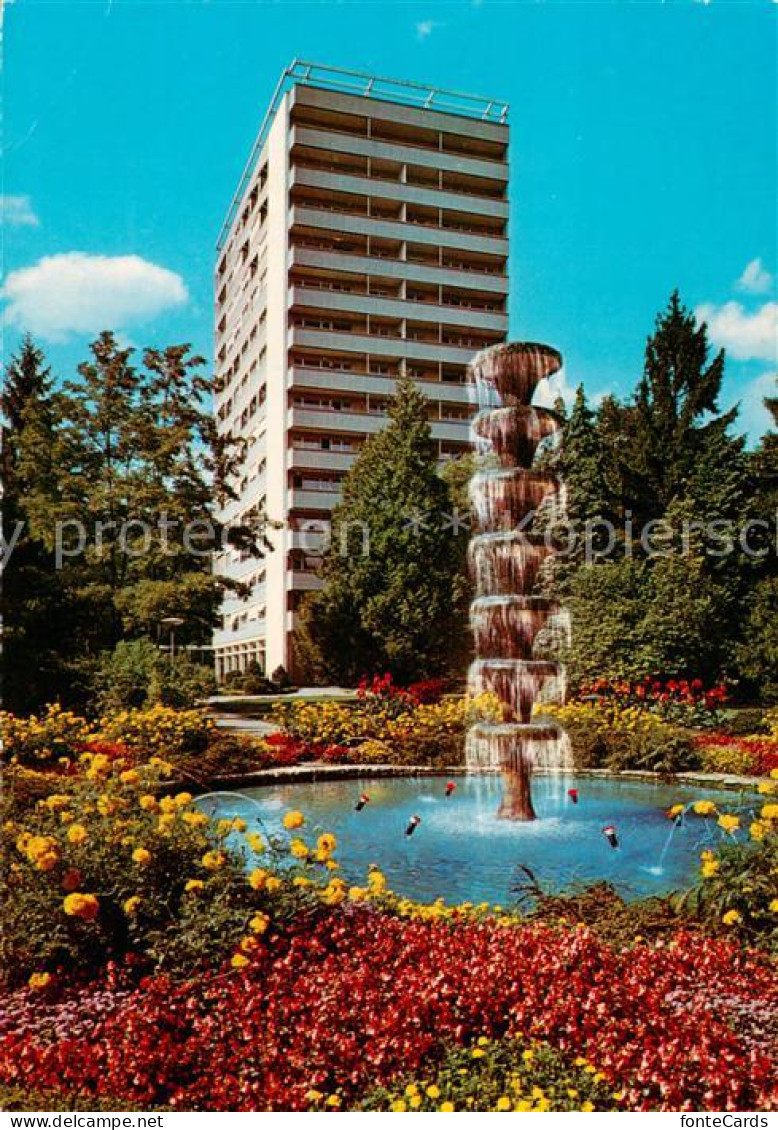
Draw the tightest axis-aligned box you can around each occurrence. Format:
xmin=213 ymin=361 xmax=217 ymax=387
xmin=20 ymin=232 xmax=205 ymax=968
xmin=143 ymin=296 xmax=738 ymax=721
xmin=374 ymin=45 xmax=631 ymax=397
xmin=736 ymin=257 xmax=773 ymax=296
xmin=1 ymin=252 xmax=188 ymax=342
xmin=695 ymin=300 xmax=777 ymax=363
xmin=415 ymin=19 xmax=438 ymax=39
xmin=733 ymin=370 xmax=777 ymax=441
xmin=1 ymin=195 xmax=39 ymax=226
xmin=533 ymin=368 xmax=575 ymax=410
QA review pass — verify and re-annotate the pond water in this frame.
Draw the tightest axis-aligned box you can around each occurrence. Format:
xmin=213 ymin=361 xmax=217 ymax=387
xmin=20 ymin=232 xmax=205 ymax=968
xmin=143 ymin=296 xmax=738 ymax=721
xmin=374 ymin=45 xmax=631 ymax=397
xmin=195 ymin=775 xmax=758 ymax=905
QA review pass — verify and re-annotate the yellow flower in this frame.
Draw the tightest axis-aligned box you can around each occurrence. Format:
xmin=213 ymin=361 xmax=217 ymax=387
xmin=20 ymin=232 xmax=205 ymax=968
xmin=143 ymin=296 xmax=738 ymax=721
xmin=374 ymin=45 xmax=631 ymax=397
xmin=97 ymin=795 xmax=120 ymax=817
xmin=293 ymin=875 xmax=312 ymax=888
xmin=119 ymin=769 xmax=140 ymax=785
xmin=63 ymin=892 xmax=99 ymax=920
xmin=182 ymin=810 xmax=208 ymax=828
xmin=249 ymin=912 xmax=270 ymax=934
xmin=367 ymin=868 xmax=387 ymax=894
xmin=201 ymin=850 xmax=225 ymax=871
xmin=66 ymin=824 xmax=88 ymax=846
xmin=157 ymin=813 xmax=176 ymax=834
xmin=265 ymin=876 xmax=282 ymax=893
xmin=139 ymin=795 xmax=159 ymax=813
xmin=348 ymin=886 xmax=368 ymax=901
xmin=426 ymin=1085 xmax=440 ymax=1099
xmin=248 ymin=868 xmax=268 ymax=890
xmin=757 ymin=781 xmax=776 ymax=795
xmin=701 ymin=860 xmax=720 ymax=878
xmin=472 ymin=1048 xmax=486 ymax=1059
xmin=750 ymin=820 xmax=768 ymax=842
xmin=159 ymin=796 xmax=177 ymax=814
xmin=28 ymin=972 xmax=53 ymax=991
xmin=289 ymin=838 xmax=309 ymax=859
xmin=717 ymin=814 xmax=740 ymax=834
xmin=390 ymin=1100 xmax=407 ymax=1112
xmin=667 ymin=804 xmax=684 ymax=818
xmin=496 ymin=1097 xmax=511 ymax=1111
xmin=282 ymin=810 xmax=305 ymax=830
xmin=317 ymin=832 xmax=337 ymax=854
xmin=761 ymin=802 xmax=778 ymax=821
xmin=581 ymin=1102 xmax=595 ymax=1113
xmin=185 ymin=878 xmax=205 ymax=893
xmin=123 ymin=895 xmax=141 ymax=916
xmin=522 ymin=1049 xmax=534 ymax=1061
xmin=693 ymin=800 xmax=717 ymax=816
xmin=439 ymin=1102 xmax=455 ymax=1112
xmin=44 ymin=794 xmax=70 ymax=811
xmin=240 ymin=935 xmax=259 ymax=953
xmin=245 ymin=832 xmax=265 ymax=853
xmin=769 ymin=899 xmax=778 ymax=913
xmin=132 ymin=847 xmax=152 ymax=866
xmin=722 ymin=909 xmax=742 ymax=927
xmin=174 ymin=792 xmax=193 ymax=807
xmin=230 ymin=953 xmax=250 ymax=969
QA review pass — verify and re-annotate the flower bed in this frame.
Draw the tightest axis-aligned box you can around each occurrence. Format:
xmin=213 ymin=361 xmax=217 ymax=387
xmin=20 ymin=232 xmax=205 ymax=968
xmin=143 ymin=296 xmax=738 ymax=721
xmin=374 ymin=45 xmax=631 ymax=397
xmin=0 ymin=914 xmax=774 ymax=1111
xmin=2 ymin=706 xmax=777 ymax=1112
xmin=270 ymin=675 xmax=499 ymax=765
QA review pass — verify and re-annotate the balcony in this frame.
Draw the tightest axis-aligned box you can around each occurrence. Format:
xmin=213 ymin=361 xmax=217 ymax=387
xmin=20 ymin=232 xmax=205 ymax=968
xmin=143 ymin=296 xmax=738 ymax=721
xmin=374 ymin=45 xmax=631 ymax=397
xmin=287 ymin=403 xmax=470 ymax=444
xmin=290 ymin=166 xmax=508 ymax=220
xmin=288 ymin=245 xmax=508 ymax=293
xmin=287 ymin=570 xmax=323 ymax=592
xmin=289 ymin=125 xmax=509 ymax=184
xmin=287 ymin=325 xmax=495 ymax=365
xmin=289 ymin=204 xmax=506 ymax=257
xmin=288 ymin=282 xmax=506 ymax=332
xmin=289 ymin=445 xmax=357 ymax=472
xmin=287 ymin=486 xmax=342 ymax=511
xmin=288 ymin=364 xmax=473 ymax=405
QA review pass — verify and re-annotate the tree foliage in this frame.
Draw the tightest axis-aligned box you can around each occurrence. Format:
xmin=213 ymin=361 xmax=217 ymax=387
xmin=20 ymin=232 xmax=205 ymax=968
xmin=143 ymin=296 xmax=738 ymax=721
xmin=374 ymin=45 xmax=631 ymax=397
xmin=553 ymin=293 xmax=773 ymax=697
xmin=2 ymin=332 xmax=259 ymax=711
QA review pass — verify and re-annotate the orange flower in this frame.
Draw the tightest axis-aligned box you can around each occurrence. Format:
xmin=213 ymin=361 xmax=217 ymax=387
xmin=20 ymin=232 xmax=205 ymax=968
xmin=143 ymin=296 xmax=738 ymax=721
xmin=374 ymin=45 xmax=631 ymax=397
xmin=63 ymin=893 xmax=99 ymax=921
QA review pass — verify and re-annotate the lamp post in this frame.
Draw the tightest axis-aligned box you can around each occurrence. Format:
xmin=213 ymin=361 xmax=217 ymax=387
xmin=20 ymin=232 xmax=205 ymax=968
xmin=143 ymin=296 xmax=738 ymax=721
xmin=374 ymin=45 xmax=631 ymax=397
xmin=160 ymin=616 xmax=185 ymax=669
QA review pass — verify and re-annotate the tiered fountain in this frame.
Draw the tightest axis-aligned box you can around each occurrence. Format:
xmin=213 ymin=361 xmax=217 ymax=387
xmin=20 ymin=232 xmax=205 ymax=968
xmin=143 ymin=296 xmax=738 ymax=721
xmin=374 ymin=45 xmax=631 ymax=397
xmin=466 ymin=342 xmax=570 ymax=821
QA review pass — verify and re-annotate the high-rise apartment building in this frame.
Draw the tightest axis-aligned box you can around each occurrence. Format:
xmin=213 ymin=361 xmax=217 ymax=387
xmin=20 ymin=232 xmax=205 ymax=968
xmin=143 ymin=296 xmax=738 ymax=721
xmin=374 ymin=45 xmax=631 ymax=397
xmin=213 ymin=61 xmax=509 ymax=681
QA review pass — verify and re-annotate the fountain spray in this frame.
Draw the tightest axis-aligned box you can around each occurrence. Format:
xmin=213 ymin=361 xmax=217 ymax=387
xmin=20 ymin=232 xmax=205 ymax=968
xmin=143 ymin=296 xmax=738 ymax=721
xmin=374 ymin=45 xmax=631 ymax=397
xmin=465 ymin=343 xmax=571 ymax=821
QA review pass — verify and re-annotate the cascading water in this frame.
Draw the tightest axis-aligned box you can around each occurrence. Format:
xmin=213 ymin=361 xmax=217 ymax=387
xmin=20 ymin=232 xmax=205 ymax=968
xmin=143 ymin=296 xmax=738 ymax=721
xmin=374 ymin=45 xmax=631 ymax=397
xmin=466 ymin=342 xmax=571 ymax=821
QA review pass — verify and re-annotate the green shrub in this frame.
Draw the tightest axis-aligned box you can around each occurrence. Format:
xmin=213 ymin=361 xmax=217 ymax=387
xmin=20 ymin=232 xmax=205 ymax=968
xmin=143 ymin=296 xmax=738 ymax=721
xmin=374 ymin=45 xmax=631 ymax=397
xmin=520 ymin=881 xmax=686 ymax=949
xmin=564 ymin=719 xmax=608 ymax=769
xmin=721 ymin=708 xmax=767 ymax=738
xmin=93 ymin=640 xmax=216 ymax=712
xmin=676 ymin=800 xmax=778 ymax=950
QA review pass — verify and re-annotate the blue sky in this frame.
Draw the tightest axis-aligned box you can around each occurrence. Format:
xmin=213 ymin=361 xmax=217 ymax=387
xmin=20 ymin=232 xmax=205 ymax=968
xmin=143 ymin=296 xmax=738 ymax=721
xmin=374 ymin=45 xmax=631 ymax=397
xmin=2 ymin=0 xmax=776 ymax=438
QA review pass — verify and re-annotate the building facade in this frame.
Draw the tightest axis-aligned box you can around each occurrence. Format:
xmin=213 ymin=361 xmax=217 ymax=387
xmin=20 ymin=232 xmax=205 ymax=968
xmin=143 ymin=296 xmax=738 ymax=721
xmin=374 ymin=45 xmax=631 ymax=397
xmin=213 ymin=61 xmax=509 ymax=682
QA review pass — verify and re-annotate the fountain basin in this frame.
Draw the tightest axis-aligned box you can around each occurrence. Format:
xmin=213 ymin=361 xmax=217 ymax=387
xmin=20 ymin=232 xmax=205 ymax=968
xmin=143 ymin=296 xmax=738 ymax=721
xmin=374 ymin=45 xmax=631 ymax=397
xmin=468 ymin=534 xmax=554 ymax=596
xmin=470 ymin=342 xmax=563 ymax=407
xmin=469 ymin=658 xmax=565 ymax=722
xmin=470 ymin=595 xmax=563 ymax=659
xmin=198 ymin=775 xmax=758 ymax=903
xmin=469 ymin=468 xmax=562 ymax=532
xmin=472 ymin=406 xmax=562 ymax=467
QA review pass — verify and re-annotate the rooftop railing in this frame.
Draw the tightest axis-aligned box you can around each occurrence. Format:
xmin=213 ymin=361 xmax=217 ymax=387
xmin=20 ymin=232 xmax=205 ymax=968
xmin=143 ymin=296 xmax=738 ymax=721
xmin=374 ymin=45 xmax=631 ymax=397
xmin=216 ymin=59 xmax=509 ymax=252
